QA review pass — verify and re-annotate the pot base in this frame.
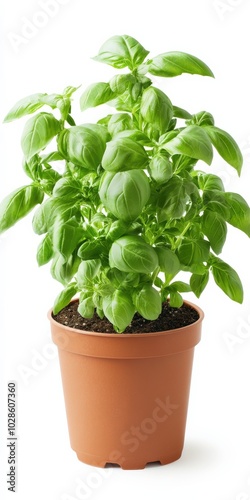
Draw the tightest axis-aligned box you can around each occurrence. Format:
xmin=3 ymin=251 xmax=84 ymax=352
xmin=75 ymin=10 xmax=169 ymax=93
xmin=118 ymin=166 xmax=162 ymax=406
xmin=75 ymin=450 xmax=183 ymax=470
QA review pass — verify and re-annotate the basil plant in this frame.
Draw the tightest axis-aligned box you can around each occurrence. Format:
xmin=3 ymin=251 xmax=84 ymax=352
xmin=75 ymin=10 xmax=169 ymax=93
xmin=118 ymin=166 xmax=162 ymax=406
xmin=1 ymin=35 xmax=249 ymax=332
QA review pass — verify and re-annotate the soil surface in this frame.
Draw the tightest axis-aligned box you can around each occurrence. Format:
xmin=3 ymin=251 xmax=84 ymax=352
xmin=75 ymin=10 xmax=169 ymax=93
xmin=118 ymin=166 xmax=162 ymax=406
xmin=53 ymin=300 xmax=199 ymax=334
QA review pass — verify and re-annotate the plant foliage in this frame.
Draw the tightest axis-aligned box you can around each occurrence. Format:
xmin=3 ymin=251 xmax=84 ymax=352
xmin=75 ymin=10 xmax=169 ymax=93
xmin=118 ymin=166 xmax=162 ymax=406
xmin=1 ymin=35 xmax=249 ymax=332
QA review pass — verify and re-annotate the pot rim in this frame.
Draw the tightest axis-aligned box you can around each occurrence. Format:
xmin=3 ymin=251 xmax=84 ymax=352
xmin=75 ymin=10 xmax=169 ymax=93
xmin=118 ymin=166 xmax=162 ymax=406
xmin=48 ymin=299 xmax=204 ymax=338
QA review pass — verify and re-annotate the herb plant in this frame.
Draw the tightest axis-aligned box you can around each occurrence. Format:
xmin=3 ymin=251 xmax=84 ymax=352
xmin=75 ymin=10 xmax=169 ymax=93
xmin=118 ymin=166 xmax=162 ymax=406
xmin=1 ymin=35 xmax=249 ymax=332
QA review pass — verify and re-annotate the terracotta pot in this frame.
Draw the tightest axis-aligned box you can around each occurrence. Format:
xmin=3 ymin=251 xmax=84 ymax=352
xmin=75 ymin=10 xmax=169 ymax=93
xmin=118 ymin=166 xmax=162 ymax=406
xmin=49 ymin=300 xmax=204 ymax=470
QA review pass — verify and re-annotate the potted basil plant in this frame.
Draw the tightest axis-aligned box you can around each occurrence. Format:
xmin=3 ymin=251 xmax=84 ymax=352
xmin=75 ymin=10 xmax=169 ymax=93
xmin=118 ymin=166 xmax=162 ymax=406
xmin=1 ymin=35 xmax=249 ymax=470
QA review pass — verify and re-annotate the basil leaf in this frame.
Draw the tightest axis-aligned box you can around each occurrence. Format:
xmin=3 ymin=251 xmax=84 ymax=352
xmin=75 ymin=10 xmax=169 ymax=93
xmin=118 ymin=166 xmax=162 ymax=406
xmin=40 ymin=169 xmax=61 ymax=195
xmin=140 ymin=86 xmax=173 ymax=136
xmin=205 ymin=126 xmax=243 ymax=174
xmin=155 ymin=247 xmax=180 ymax=276
xmin=108 ymin=113 xmax=134 ymax=137
xmin=21 ymin=112 xmax=61 ymax=161
xmin=102 ymin=137 xmax=148 ymax=172
xmin=103 ymin=291 xmax=135 ymax=332
xmin=109 ymin=74 xmax=136 ymax=94
xmin=106 ymin=220 xmax=129 ymax=241
xmin=169 ymin=292 xmax=183 ymax=308
xmin=0 ymin=185 xmax=44 ymax=234
xmin=190 ymin=272 xmax=209 ymax=298
xmin=198 ymin=173 xmax=225 ymax=192
xmin=173 ymin=106 xmax=192 ymax=120
xmin=109 ymin=235 xmax=158 ymax=274
xmin=77 ymin=240 xmax=107 ymax=260
xmin=164 ymin=125 xmax=213 ymax=165
xmin=99 ymin=170 xmax=150 ymax=222
xmin=22 ymin=155 xmax=42 ymax=181
xmin=170 ymin=281 xmax=191 ymax=293
xmin=53 ymin=282 xmax=77 ymax=315
xmin=4 ymin=93 xmax=46 ymax=122
xmin=134 ymin=285 xmax=162 ymax=320
xmin=78 ymin=297 xmax=95 ymax=319
xmin=147 ymin=51 xmax=214 ymax=78
xmin=149 ymin=154 xmax=173 ymax=184
xmin=76 ymin=260 xmax=101 ymax=287
xmin=53 ymin=177 xmax=82 ymax=199
xmin=50 ymin=252 xmax=80 ymax=285
xmin=80 ymin=82 xmax=115 ymax=111
xmin=178 ymin=238 xmax=210 ymax=266
xmin=53 ymin=217 xmax=83 ymax=259
xmin=93 ymin=34 xmax=149 ymax=70
xmin=224 ymin=192 xmax=250 ymax=237
xmin=202 ymin=210 xmax=227 ymax=254
xmin=114 ymin=129 xmax=152 ymax=146
xmin=187 ymin=111 xmax=214 ymax=127
xmin=211 ymin=257 xmax=243 ymax=303
xmin=32 ymin=198 xmax=78 ymax=235
xmin=36 ymin=233 xmax=53 ymax=266
xmin=57 ymin=125 xmax=106 ymax=170
xmin=41 ymin=151 xmax=64 ymax=163
xmin=157 ymin=176 xmax=188 ymax=221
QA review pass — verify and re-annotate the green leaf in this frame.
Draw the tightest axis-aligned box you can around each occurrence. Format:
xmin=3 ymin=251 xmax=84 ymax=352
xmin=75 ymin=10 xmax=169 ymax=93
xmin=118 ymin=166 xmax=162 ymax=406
xmin=190 ymin=272 xmax=209 ymax=298
xmin=32 ymin=197 xmax=78 ymax=235
xmin=53 ymin=177 xmax=82 ymax=199
xmin=57 ymin=125 xmax=106 ymax=170
xmin=93 ymin=34 xmax=149 ymax=70
xmin=202 ymin=210 xmax=227 ymax=254
xmin=134 ymin=284 xmax=162 ymax=320
xmin=178 ymin=238 xmax=210 ymax=266
xmin=205 ymin=126 xmax=243 ymax=174
xmin=103 ymin=291 xmax=135 ymax=332
xmin=78 ymin=240 xmax=107 ymax=260
xmin=114 ymin=129 xmax=152 ymax=145
xmin=80 ymin=82 xmax=115 ymax=111
xmin=164 ymin=125 xmax=213 ymax=165
xmin=171 ymin=281 xmax=191 ymax=293
xmin=187 ymin=111 xmax=214 ymax=127
xmin=198 ymin=173 xmax=225 ymax=192
xmin=106 ymin=220 xmax=129 ymax=241
xmin=99 ymin=170 xmax=150 ymax=222
xmin=109 ymin=235 xmax=159 ymax=274
xmin=50 ymin=252 xmax=80 ymax=285
xmin=173 ymin=106 xmax=192 ymax=119
xmin=102 ymin=137 xmax=148 ymax=172
xmin=22 ymin=155 xmax=42 ymax=181
xmin=169 ymin=291 xmax=183 ymax=308
xmin=108 ymin=113 xmax=134 ymax=137
xmin=4 ymin=93 xmax=46 ymax=122
xmin=211 ymin=257 xmax=243 ymax=303
xmin=21 ymin=112 xmax=61 ymax=161
xmin=41 ymin=151 xmax=64 ymax=163
xmin=36 ymin=233 xmax=53 ymax=266
xmin=140 ymin=86 xmax=173 ymax=136
xmin=224 ymin=192 xmax=250 ymax=237
xmin=109 ymin=74 xmax=136 ymax=94
xmin=157 ymin=176 xmax=188 ymax=221
xmin=78 ymin=297 xmax=95 ymax=319
xmin=155 ymin=247 xmax=180 ymax=276
xmin=149 ymin=154 xmax=173 ymax=184
xmin=53 ymin=282 xmax=77 ymax=315
xmin=147 ymin=51 xmax=214 ymax=78
xmin=0 ymin=185 xmax=44 ymax=234
xmin=52 ymin=217 xmax=83 ymax=259
xmin=76 ymin=260 xmax=101 ymax=287
xmin=40 ymin=169 xmax=61 ymax=195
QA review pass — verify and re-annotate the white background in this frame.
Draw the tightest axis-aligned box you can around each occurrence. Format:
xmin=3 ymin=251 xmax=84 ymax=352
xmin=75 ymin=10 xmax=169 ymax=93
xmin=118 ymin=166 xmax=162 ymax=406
xmin=1 ymin=0 xmax=250 ymax=498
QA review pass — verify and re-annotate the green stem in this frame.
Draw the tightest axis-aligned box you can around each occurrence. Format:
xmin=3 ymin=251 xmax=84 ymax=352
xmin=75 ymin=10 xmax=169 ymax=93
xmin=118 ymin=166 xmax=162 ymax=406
xmin=172 ymin=221 xmax=191 ymax=250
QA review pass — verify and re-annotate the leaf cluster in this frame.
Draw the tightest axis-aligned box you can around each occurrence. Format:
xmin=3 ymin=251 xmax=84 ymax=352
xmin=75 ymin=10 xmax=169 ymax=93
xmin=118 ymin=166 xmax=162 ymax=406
xmin=1 ymin=35 xmax=249 ymax=332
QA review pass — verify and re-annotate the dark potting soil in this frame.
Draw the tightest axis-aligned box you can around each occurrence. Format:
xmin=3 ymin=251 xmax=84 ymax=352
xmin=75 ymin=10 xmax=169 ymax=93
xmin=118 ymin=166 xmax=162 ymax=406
xmin=53 ymin=300 xmax=199 ymax=334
